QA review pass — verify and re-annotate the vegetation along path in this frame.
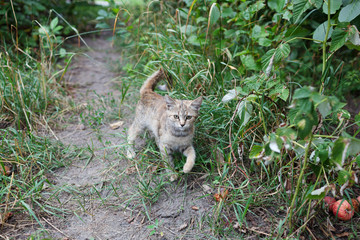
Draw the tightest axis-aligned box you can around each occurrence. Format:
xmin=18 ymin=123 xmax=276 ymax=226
xmin=3 ymin=34 xmax=214 ymax=239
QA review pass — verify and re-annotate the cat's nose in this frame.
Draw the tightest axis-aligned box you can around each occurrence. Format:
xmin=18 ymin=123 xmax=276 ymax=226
xmin=180 ymin=123 xmax=185 ymax=127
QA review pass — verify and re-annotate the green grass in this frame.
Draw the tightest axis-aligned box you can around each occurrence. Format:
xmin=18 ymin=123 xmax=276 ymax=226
xmin=106 ymin=0 xmax=360 ymax=238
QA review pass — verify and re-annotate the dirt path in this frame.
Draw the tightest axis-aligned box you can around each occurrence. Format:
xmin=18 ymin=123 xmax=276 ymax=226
xmin=9 ymin=35 xmax=214 ymax=239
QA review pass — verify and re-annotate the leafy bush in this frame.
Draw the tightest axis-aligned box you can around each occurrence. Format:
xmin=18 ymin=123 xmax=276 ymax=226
xmin=102 ymin=0 xmax=360 ymax=237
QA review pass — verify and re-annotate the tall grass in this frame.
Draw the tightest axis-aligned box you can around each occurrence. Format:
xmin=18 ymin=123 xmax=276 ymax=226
xmin=0 ymin=7 xmax=81 ymax=230
xmin=109 ymin=0 xmax=360 ymax=238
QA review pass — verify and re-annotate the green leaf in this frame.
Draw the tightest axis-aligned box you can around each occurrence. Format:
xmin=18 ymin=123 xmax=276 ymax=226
xmin=292 ymin=0 xmax=311 ymax=23
xmin=261 ymin=49 xmax=276 ymax=71
xmin=270 ymin=85 xmax=290 ymax=101
xmin=251 ymin=25 xmax=269 ymax=39
xmin=209 ymin=3 xmax=220 ymax=26
xmin=276 ymin=127 xmax=297 ymax=140
xmin=296 ymin=116 xmax=313 ymax=139
xmin=258 ymin=37 xmax=272 ymax=47
xmin=240 ymin=55 xmax=258 ymax=70
xmin=293 ymin=87 xmax=312 ymax=99
xmin=50 ymin=17 xmax=59 ymax=30
xmin=313 ymin=21 xmax=333 ymax=43
xmin=312 ymin=0 xmax=323 ymax=9
xmin=322 ymin=0 xmax=342 ymax=15
xmin=330 ymin=28 xmax=347 ymax=51
xmin=249 ymin=145 xmax=264 ymax=159
xmin=339 ymin=1 xmax=360 ymax=22
xmin=346 ymin=25 xmax=360 ymax=46
xmin=317 ymin=98 xmax=332 ymax=118
xmin=348 ymin=138 xmax=360 ymax=156
xmin=275 ymin=43 xmax=291 ymax=61
xmin=331 ymin=138 xmax=350 ymax=167
xmin=356 ymin=155 xmax=360 ymax=166
xmin=307 ymin=185 xmax=329 ymax=200
xmin=20 ymin=200 xmax=43 ymax=228
xmin=337 ymin=170 xmax=351 ymax=184
xmin=237 ymin=100 xmax=253 ymax=127
xmin=268 ymin=0 xmax=285 ymax=13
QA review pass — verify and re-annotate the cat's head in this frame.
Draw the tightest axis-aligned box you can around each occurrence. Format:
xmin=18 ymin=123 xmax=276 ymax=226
xmin=164 ymin=95 xmax=202 ymax=131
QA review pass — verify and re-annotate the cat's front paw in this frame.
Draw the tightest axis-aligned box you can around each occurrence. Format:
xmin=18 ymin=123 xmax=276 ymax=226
xmin=183 ymin=163 xmax=194 ymax=173
xmin=126 ymin=148 xmax=136 ymax=159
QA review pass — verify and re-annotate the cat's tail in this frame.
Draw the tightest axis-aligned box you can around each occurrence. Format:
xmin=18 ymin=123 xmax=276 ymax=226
xmin=140 ymin=68 xmax=165 ymax=95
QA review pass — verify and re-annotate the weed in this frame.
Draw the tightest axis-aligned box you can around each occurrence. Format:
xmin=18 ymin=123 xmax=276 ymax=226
xmin=101 ymin=0 xmax=360 ymax=238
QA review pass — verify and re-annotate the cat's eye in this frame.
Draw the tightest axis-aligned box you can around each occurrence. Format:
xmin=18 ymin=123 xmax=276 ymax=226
xmin=186 ymin=116 xmax=192 ymax=120
xmin=174 ymin=115 xmax=179 ymax=119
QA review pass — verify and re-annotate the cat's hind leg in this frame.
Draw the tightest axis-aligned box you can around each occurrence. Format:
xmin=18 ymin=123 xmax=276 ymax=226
xmin=126 ymin=121 xmax=144 ymax=159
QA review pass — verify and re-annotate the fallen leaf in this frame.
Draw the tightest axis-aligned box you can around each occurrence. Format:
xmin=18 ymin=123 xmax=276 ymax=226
xmin=233 ymin=221 xmax=240 ymax=229
xmin=1 ymin=212 xmax=13 ymax=223
xmin=191 ymin=206 xmax=199 ymax=211
xmin=0 ymin=166 xmax=11 ymax=176
xmin=214 ymin=193 xmax=221 ymax=202
xmin=178 ymin=222 xmax=188 ymax=231
xmin=214 ymin=188 xmax=229 ymax=202
xmin=110 ymin=121 xmax=124 ymax=130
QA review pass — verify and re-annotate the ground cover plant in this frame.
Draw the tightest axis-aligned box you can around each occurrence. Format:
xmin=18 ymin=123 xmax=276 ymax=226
xmin=0 ymin=0 xmax=102 ymax=234
xmin=98 ymin=0 xmax=360 ymax=237
xmin=1 ymin=0 xmax=360 ymax=238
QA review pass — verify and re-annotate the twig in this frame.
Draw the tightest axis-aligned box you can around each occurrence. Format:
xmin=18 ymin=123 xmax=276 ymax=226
xmin=42 ymin=217 xmax=71 ymax=239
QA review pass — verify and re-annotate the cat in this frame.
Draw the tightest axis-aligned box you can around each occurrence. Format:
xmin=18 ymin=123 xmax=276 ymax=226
xmin=127 ymin=68 xmax=202 ymax=181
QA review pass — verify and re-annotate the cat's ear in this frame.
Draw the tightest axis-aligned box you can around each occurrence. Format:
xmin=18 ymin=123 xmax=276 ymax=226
xmin=190 ymin=96 xmax=202 ymax=112
xmin=164 ymin=95 xmax=176 ymax=110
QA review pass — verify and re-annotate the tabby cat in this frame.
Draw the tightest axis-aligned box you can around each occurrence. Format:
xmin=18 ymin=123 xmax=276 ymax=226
xmin=127 ymin=69 xmax=202 ymax=180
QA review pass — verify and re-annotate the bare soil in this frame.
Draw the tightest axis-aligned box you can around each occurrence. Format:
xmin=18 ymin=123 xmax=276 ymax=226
xmin=3 ymin=35 xmax=214 ymax=239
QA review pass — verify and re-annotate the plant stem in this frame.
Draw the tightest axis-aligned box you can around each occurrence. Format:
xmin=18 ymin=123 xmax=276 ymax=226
xmin=320 ymin=0 xmax=331 ymax=93
xmin=288 ymin=134 xmax=313 ymax=231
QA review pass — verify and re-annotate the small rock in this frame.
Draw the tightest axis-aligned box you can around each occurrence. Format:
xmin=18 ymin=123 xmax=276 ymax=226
xmin=178 ymin=222 xmax=188 ymax=231
xmin=110 ymin=121 xmax=124 ymax=129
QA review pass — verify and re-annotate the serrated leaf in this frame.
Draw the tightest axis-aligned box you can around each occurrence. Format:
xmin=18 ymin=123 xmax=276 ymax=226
xmin=240 ymin=55 xmax=258 ymax=70
xmin=293 ymin=0 xmax=311 ymax=23
xmin=50 ymin=17 xmax=58 ymax=30
xmin=268 ymin=0 xmax=286 ymax=13
xmin=275 ymin=43 xmax=291 ymax=61
xmin=339 ymin=1 xmax=360 ymax=22
xmin=322 ymin=0 xmax=342 ymax=15
xmin=262 ymin=49 xmax=276 ymax=71
xmin=330 ymin=28 xmax=347 ymax=51
xmin=249 ymin=145 xmax=264 ymax=159
xmin=313 ymin=21 xmax=333 ymax=43
xmin=209 ymin=3 xmax=220 ymax=26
